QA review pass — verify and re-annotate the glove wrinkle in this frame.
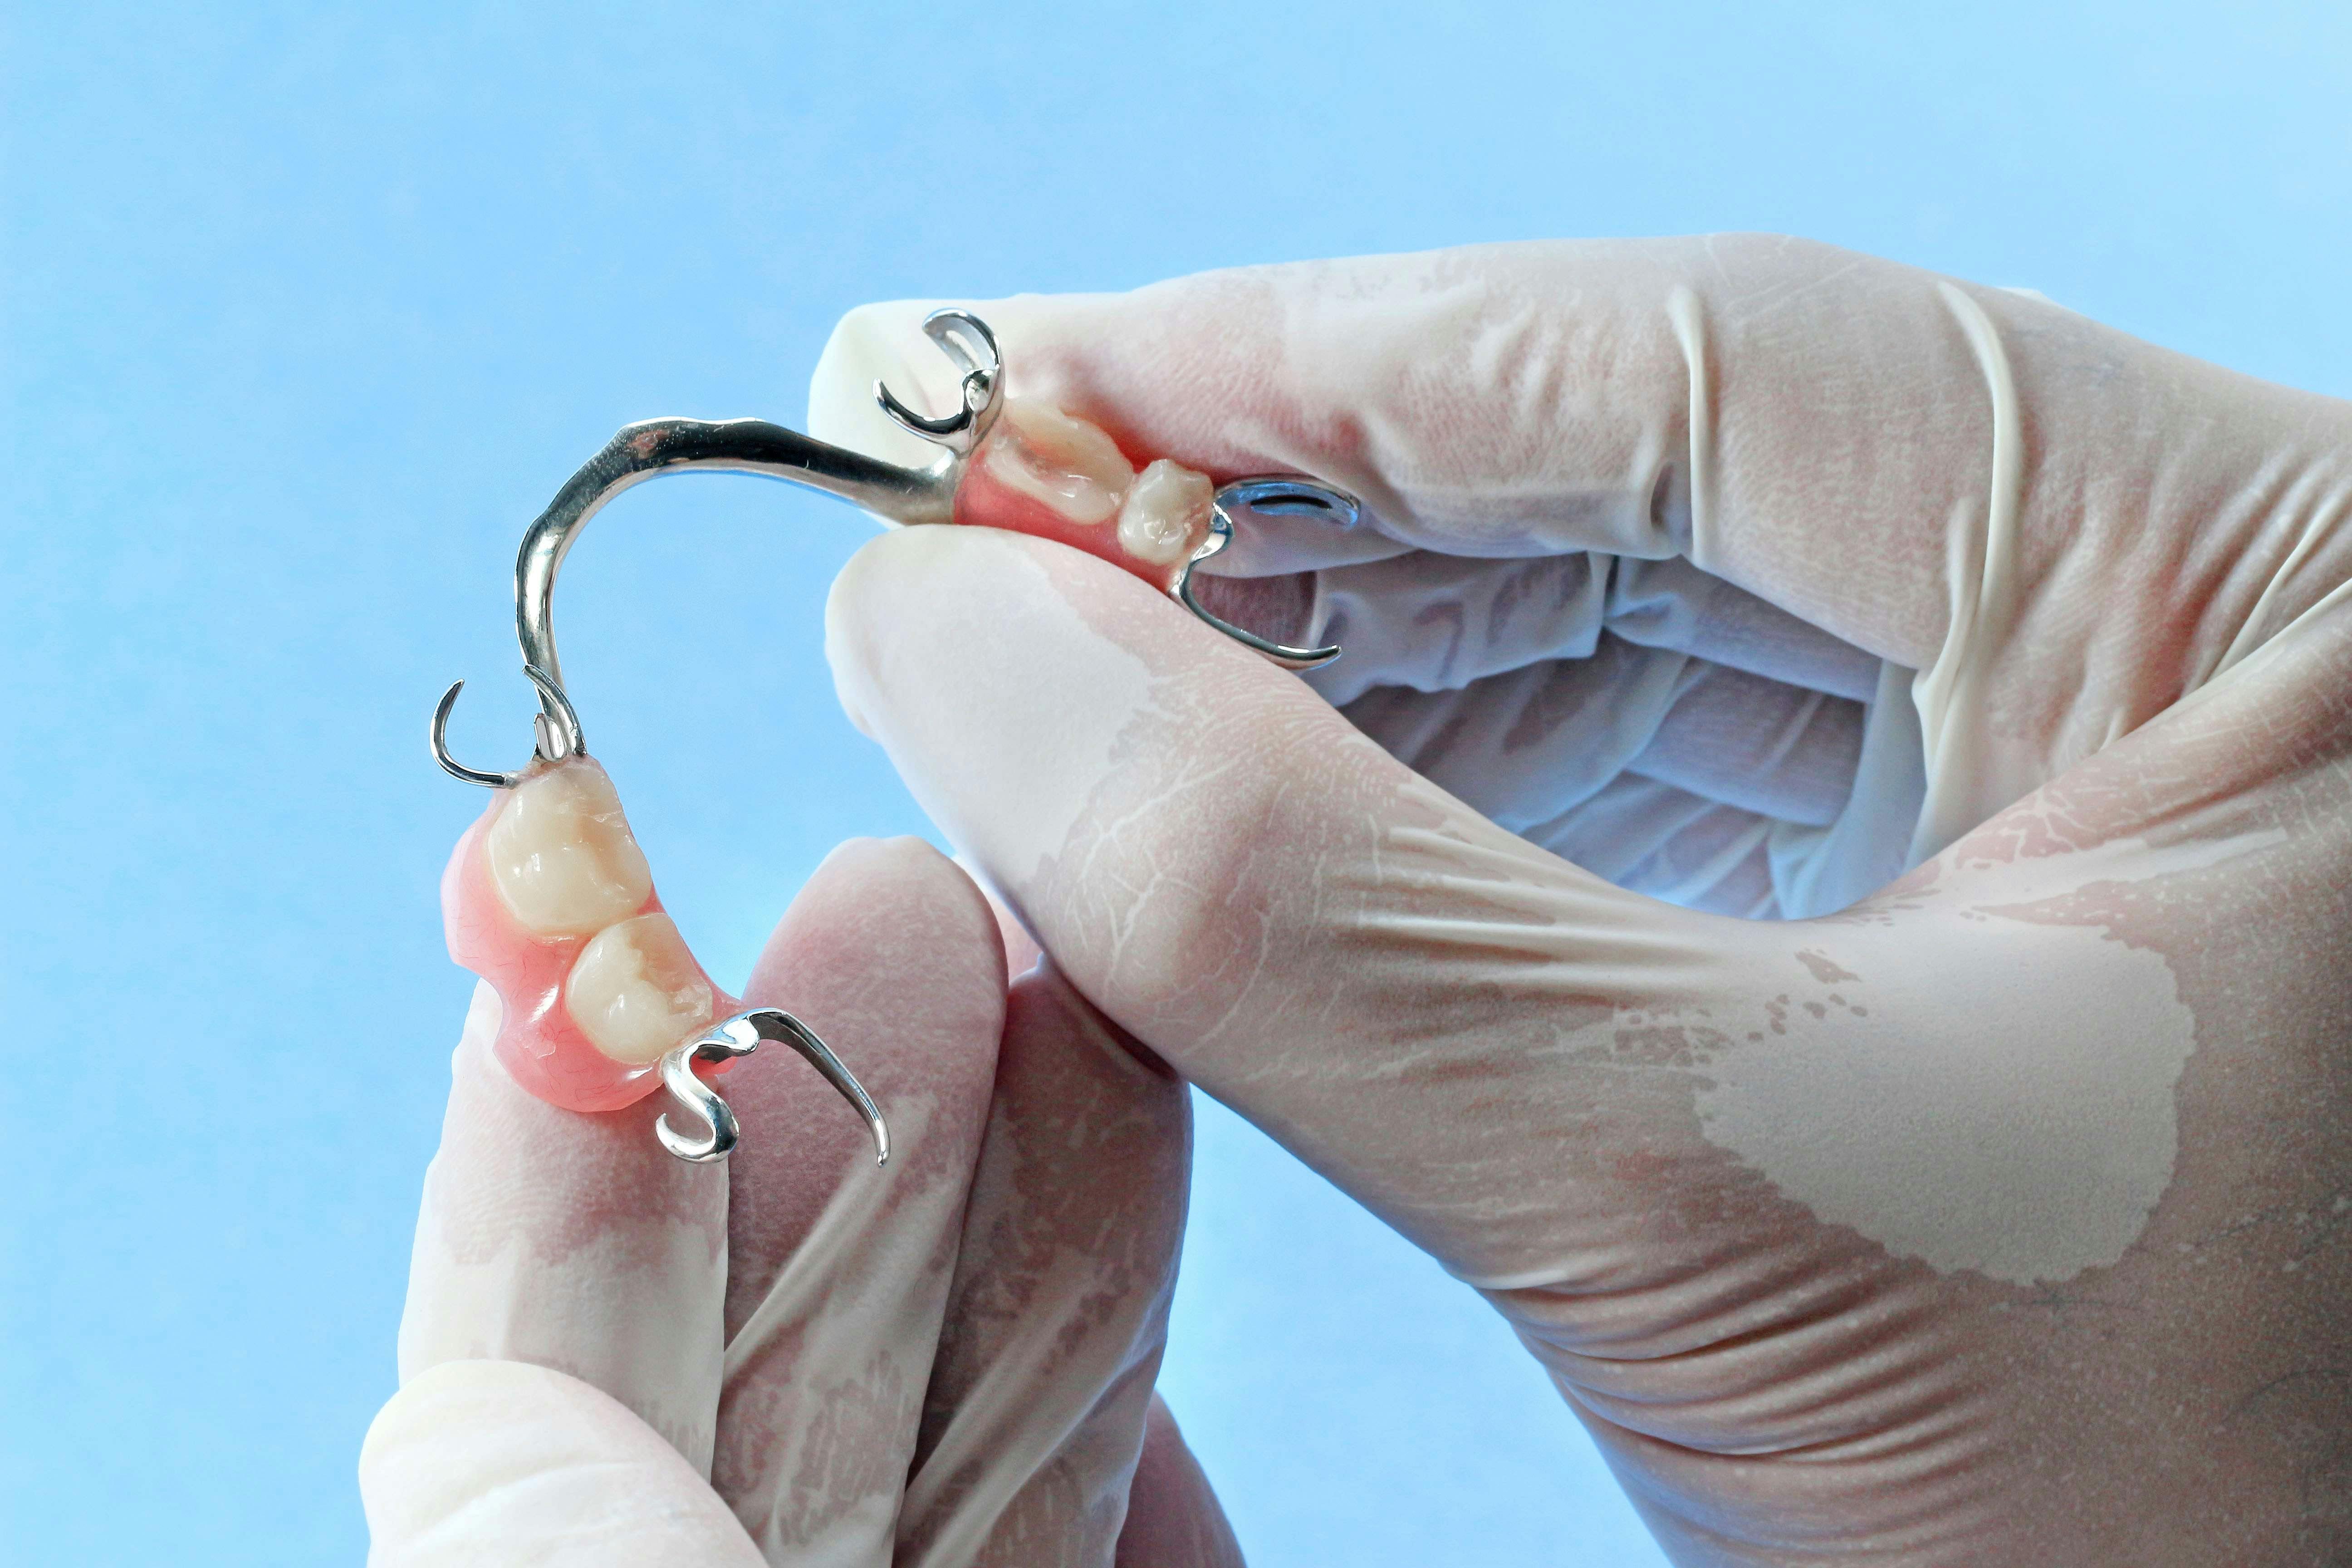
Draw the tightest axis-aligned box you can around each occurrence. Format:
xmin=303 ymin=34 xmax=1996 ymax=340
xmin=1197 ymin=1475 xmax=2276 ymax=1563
xmin=1308 ymin=545 xmax=1908 ymax=916
xmin=1665 ymin=283 xmax=1715 ymax=570
xmin=710 ymin=839 xmax=1006 ymax=1568
xmin=895 ymin=964 xmax=1189 ymax=1568
xmin=1906 ymin=283 xmax=2029 ymax=865
xmin=1344 ymin=633 xmax=1906 ymax=917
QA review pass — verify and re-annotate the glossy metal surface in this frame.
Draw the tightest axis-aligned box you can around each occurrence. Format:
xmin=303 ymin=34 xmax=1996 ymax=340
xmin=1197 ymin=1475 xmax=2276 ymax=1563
xmin=432 ymin=306 xmax=1359 ymax=783
xmin=875 ymin=309 xmax=1003 ymax=455
xmin=656 ymin=1007 xmax=892 ymax=1165
xmin=430 ymin=663 xmax=580 ymax=789
xmin=427 ymin=309 xmax=1357 ymax=1159
xmin=1174 ymin=480 xmax=1354 ymax=670
xmin=434 ymin=309 xmax=1000 ymax=786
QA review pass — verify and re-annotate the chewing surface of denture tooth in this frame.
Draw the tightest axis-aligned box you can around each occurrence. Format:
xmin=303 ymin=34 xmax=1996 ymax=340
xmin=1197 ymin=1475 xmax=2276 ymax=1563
xmin=981 ymin=397 xmax=1134 ymax=523
xmin=564 ymin=913 xmax=716 ymax=1067
xmin=486 ymin=762 xmax=654 ymax=937
xmin=1116 ymin=459 xmax=1215 ymax=567
xmin=444 ymin=758 xmax=738 ymax=1111
xmin=952 ymin=398 xmax=1215 ymax=592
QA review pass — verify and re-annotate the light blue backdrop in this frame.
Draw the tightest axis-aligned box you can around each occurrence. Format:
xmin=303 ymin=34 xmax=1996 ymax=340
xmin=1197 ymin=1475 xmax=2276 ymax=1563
xmin=6 ymin=4 xmax=2347 ymax=1562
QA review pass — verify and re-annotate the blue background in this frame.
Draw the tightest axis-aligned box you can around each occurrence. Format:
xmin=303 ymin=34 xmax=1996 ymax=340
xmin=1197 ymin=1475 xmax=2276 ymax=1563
xmin=6 ymin=3 xmax=2348 ymax=1562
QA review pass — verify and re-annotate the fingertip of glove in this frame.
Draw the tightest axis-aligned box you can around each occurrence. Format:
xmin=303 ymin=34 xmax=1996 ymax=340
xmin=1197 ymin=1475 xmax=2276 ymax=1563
xmin=786 ymin=833 xmax=1007 ymax=994
xmin=826 ymin=526 xmax=1112 ymax=711
xmin=807 ymin=298 xmax=958 ymax=466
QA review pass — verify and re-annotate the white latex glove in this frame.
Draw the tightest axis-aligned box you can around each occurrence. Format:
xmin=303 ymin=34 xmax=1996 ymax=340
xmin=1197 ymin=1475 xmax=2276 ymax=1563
xmin=360 ymin=838 xmax=1242 ymax=1568
xmin=813 ymin=238 xmax=2352 ymax=1561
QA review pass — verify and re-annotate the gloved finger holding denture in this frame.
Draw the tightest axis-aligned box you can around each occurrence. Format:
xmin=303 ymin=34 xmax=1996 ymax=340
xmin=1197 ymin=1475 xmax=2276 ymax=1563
xmin=442 ymin=751 xmax=886 ymax=1162
xmin=374 ymin=824 xmax=1231 ymax=1564
xmin=813 ymin=239 xmax=2352 ymax=1559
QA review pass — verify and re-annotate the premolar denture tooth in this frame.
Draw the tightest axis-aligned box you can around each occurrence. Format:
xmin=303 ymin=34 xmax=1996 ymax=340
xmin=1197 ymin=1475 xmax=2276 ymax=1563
xmin=1116 ymin=459 xmax=1214 ymax=566
xmin=981 ymin=397 xmax=1135 ymax=524
xmin=564 ymin=913 xmax=717 ymax=1066
xmin=487 ymin=761 xmax=654 ymax=936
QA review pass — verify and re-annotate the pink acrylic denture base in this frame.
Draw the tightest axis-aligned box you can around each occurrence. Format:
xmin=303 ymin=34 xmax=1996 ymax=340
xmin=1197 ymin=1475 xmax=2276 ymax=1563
xmin=441 ymin=799 xmax=738 ymax=1114
xmin=951 ymin=422 xmax=1192 ymax=594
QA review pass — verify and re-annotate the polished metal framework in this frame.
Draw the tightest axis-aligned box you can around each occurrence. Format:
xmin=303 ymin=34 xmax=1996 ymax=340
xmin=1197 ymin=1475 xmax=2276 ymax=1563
xmin=428 ymin=309 xmax=1357 ymax=1160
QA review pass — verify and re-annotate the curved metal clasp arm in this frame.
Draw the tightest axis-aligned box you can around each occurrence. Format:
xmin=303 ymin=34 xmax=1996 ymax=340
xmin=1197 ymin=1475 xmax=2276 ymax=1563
xmin=431 ymin=311 xmax=1004 ymax=789
xmin=656 ymin=1007 xmax=892 ymax=1165
xmin=427 ymin=308 xmax=1358 ymax=788
xmin=874 ymin=310 xmax=1003 ymax=455
xmin=429 ymin=663 xmax=583 ymax=790
xmin=1171 ymin=479 xmax=1359 ymax=671
xmin=428 ymin=407 xmax=970 ymax=787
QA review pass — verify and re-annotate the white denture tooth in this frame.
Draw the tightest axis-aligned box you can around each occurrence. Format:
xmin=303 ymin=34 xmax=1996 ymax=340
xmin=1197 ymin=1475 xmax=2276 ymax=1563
xmin=564 ymin=913 xmax=716 ymax=1066
xmin=1116 ymin=459 xmax=1215 ymax=566
xmin=982 ymin=398 xmax=1135 ymax=524
xmin=488 ymin=762 xmax=655 ymax=937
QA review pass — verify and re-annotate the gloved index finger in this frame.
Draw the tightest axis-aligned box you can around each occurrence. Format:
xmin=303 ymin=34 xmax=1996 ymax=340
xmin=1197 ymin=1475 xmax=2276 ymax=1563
xmin=812 ymin=242 xmax=2352 ymax=762
xmin=816 ymin=245 xmax=1866 ymax=582
xmin=397 ymin=976 xmax=732 ymax=1475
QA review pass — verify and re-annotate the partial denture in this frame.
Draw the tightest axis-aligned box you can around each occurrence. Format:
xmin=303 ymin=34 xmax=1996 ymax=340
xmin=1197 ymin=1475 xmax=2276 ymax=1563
xmin=442 ymin=757 xmax=730 ymax=1112
xmin=952 ymin=398 xmax=1219 ymax=591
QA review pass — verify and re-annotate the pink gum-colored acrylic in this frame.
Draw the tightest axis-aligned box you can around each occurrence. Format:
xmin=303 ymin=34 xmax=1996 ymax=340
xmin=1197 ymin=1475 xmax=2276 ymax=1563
xmin=949 ymin=412 xmax=1209 ymax=594
xmin=441 ymin=783 xmax=735 ymax=1114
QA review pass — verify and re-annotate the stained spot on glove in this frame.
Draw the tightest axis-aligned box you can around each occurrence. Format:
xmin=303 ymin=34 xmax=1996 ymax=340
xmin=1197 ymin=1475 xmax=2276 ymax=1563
xmin=1795 ymin=948 xmax=1860 ymax=985
xmin=1695 ymin=826 xmax=2277 ymax=1286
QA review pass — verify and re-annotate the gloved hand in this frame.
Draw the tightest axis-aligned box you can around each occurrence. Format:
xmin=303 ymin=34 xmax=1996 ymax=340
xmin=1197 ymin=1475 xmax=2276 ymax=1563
xmin=359 ymin=838 xmax=1243 ymax=1568
xmin=813 ymin=238 xmax=2352 ymax=1561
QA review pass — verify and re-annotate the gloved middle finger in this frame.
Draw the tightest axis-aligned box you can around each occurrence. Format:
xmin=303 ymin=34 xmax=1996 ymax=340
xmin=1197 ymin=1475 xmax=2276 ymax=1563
xmin=892 ymin=956 xmax=1192 ymax=1568
xmin=710 ymin=837 xmax=1007 ymax=1565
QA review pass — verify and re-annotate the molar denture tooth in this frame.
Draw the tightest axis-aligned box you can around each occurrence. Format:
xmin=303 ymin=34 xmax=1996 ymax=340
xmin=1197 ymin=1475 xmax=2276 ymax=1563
xmin=1117 ymin=459 xmax=1215 ymax=566
xmin=564 ymin=913 xmax=717 ymax=1066
xmin=487 ymin=761 xmax=654 ymax=936
xmin=981 ymin=397 xmax=1135 ymax=524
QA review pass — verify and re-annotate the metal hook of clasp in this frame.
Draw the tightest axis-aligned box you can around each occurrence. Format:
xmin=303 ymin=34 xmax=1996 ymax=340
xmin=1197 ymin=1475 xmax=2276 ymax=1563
xmin=428 ymin=311 xmax=997 ymax=789
xmin=1176 ymin=478 xmax=1358 ymax=671
xmin=429 ymin=663 xmax=583 ymax=790
xmin=657 ymin=1007 xmax=892 ymax=1165
xmin=428 ymin=305 xmax=1354 ymax=789
xmin=874 ymin=309 xmax=1003 ymax=455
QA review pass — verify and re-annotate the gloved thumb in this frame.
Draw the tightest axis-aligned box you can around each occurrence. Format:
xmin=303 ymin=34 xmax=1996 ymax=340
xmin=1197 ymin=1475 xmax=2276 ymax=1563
xmin=359 ymin=1360 xmax=765 ymax=1566
xmin=827 ymin=523 xmax=1776 ymax=1281
xmin=830 ymin=518 xmax=2244 ymax=1303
